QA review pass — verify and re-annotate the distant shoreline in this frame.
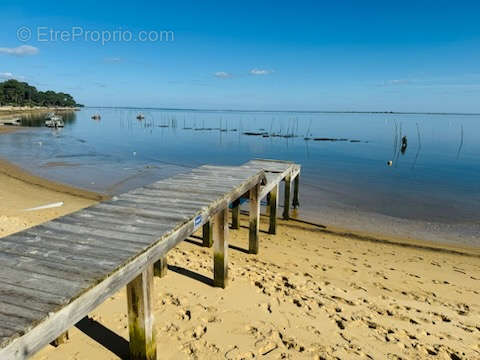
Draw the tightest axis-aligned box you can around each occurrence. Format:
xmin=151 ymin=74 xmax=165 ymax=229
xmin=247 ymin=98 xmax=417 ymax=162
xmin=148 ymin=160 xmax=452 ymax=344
xmin=0 ymin=106 xmax=80 ymax=115
xmin=84 ymin=105 xmax=480 ymax=116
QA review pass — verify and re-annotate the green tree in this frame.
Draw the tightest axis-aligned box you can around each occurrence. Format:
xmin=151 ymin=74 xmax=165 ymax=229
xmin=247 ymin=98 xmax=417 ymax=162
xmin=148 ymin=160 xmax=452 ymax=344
xmin=0 ymin=80 xmax=81 ymax=107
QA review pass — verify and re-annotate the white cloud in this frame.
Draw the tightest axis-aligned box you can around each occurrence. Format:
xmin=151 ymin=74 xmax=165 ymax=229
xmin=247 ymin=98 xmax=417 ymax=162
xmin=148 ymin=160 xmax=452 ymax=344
xmin=0 ymin=72 xmax=25 ymax=80
xmin=0 ymin=45 xmax=39 ymax=56
xmin=387 ymin=79 xmax=411 ymax=85
xmin=249 ymin=68 xmax=273 ymax=76
xmin=214 ymin=71 xmax=232 ymax=78
xmin=104 ymin=57 xmax=122 ymax=63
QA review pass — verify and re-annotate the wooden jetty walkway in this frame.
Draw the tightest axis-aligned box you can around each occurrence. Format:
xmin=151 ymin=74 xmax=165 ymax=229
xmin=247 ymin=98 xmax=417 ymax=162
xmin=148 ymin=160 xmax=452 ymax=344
xmin=0 ymin=159 xmax=300 ymax=360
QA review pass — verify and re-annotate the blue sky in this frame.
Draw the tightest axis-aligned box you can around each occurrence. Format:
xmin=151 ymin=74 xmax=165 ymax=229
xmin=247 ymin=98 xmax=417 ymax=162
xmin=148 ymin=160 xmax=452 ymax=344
xmin=0 ymin=1 xmax=479 ymax=112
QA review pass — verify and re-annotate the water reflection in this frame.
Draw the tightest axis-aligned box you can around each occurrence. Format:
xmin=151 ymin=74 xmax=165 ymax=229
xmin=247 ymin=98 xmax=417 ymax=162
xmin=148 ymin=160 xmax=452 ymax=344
xmin=20 ymin=111 xmax=77 ymax=127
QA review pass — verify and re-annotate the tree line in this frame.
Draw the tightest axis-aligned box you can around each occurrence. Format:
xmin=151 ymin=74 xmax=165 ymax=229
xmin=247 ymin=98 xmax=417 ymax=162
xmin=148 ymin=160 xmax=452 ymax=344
xmin=0 ymin=80 xmax=83 ymax=107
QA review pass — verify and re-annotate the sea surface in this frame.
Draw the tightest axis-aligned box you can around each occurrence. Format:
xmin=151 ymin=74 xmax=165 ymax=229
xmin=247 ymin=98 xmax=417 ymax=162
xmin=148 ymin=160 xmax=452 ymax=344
xmin=1 ymin=108 xmax=479 ymax=246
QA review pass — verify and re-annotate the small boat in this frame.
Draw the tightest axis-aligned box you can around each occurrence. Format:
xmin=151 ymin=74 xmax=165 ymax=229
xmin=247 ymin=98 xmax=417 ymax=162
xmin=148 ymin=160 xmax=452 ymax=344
xmin=91 ymin=113 xmax=101 ymax=120
xmin=45 ymin=112 xmax=56 ymax=120
xmin=45 ymin=115 xmax=64 ymax=128
xmin=136 ymin=113 xmax=145 ymax=120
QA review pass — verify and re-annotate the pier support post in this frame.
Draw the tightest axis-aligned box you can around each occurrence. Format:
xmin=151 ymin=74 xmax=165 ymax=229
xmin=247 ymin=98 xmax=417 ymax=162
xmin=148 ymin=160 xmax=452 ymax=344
xmin=127 ymin=265 xmax=156 ymax=360
xmin=51 ymin=331 xmax=69 ymax=347
xmin=283 ymin=174 xmax=292 ymax=220
xmin=213 ymin=209 xmax=229 ymax=288
xmin=231 ymin=198 xmax=240 ymax=229
xmin=202 ymin=221 xmax=213 ymax=248
xmin=268 ymin=185 xmax=278 ymax=235
xmin=293 ymin=175 xmax=300 ymax=209
xmin=249 ymin=183 xmax=260 ymax=254
xmin=154 ymin=256 xmax=168 ymax=278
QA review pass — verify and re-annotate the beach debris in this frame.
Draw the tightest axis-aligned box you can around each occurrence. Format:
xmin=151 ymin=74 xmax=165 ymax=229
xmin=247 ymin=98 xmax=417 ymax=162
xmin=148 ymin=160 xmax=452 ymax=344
xmin=24 ymin=202 xmax=64 ymax=211
xmin=387 ymin=160 xmax=393 ymax=166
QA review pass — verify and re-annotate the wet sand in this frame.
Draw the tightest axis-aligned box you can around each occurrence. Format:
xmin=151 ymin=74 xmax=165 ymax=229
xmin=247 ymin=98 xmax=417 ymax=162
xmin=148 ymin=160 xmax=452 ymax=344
xmin=0 ymin=158 xmax=104 ymax=237
xmin=0 ymin=126 xmax=25 ymax=134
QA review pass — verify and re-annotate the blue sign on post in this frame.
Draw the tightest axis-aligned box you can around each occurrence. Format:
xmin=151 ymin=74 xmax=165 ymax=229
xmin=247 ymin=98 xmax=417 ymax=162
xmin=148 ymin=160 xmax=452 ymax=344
xmin=194 ymin=215 xmax=202 ymax=229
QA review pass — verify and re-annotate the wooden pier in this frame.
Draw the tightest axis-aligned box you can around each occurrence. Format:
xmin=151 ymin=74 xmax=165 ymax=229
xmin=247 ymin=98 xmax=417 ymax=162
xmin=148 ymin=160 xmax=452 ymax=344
xmin=0 ymin=159 xmax=300 ymax=360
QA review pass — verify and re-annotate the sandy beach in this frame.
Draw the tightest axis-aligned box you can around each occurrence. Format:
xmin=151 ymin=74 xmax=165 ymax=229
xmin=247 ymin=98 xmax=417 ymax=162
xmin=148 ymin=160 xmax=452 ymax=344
xmin=0 ymin=106 xmax=79 ymax=115
xmin=25 ymin=215 xmax=478 ymax=360
xmin=0 ymin=157 xmax=478 ymax=359
xmin=0 ymin=158 xmax=104 ymax=237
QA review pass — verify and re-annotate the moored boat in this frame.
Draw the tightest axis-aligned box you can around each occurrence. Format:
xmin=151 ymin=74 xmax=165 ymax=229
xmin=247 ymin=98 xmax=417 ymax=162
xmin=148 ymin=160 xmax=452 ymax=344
xmin=45 ymin=115 xmax=64 ymax=128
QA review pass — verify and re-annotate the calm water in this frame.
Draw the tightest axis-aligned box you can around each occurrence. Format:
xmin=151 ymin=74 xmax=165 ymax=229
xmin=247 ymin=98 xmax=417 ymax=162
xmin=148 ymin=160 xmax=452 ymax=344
xmin=1 ymin=108 xmax=479 ymax=246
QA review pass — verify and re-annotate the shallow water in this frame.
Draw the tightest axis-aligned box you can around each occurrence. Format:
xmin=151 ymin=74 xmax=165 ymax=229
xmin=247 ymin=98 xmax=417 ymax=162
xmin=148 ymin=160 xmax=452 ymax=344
xmin=1 ymin=108 xmax=479 ymax=246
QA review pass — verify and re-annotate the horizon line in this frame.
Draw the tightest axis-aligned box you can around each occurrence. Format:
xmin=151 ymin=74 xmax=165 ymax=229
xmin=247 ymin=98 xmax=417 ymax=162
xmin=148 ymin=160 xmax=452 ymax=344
xmin=83 ymin=106 xmax=480 ymax=116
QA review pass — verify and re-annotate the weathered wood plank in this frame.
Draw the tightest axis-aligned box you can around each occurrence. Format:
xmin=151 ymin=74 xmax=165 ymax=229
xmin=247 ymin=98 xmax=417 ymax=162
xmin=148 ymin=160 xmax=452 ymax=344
xmin=249 ymin=183 xmax=260 ymax=254
xmin=0 ymin=241 xmax=116 ymax=278
xmin=40 ymin=221 xmax=153 ymax=244
xmin=0 ymin=247 xmax=114 ymax=276
xmin=54 ymin=215 xmax=172 ymax=240
xmin=119 ymin=193 xmax=211 ymax=208
xmin=213 ymin=209 xmax=228 ymax=288
xmin=126 ymin=265 xmax=156 ymax=360
xmin=109 ymin=198 xmax=205 ymax=214
xmin=93 ymin=203 xmax=192 ymax=223
xmin=0 ymin=266 xmax=84 ymax=299
xmin=73 ymin=209 xmax=176 ymax=229
xmin=144 ymin=182 xmax=227 ymax=195
xmin=0 ymin=281 xmax=69 ymax=308
xmin=0 ymin=251 xmax=104 ymax=285
xmin=0 ymin=302 xmax=46 ymax=331
xmin=2 ymin=231 xmax=139 ymax=264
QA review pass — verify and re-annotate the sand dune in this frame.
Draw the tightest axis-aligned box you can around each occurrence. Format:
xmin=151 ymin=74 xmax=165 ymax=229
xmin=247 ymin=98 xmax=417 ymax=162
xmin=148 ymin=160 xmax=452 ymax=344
xmin=30 ymin=215 xmax=479 ymax=360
